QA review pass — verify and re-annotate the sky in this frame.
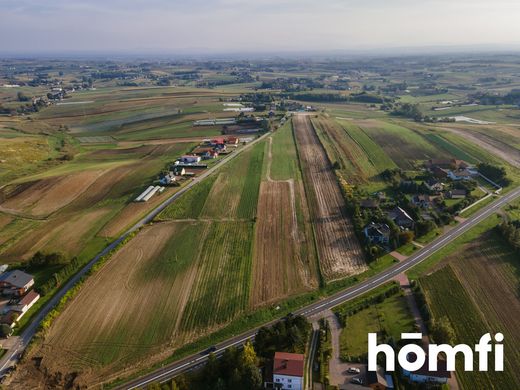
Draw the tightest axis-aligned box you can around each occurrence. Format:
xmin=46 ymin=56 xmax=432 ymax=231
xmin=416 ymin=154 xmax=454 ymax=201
xmin=1 ymin=0 xmax=520 ymax=55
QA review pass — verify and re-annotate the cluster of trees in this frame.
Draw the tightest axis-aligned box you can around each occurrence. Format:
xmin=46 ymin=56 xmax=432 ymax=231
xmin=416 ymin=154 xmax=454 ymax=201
xmin=478 ymin=162 xmax=510 ymax=185
xmin=288 ymin=91 xmax=386 ymax=104
xmin=29 ymin=251 xmax=68 ymax=267
xmin=475 ymin=89 xmax=520 ymax=106
xmin=254 ymin=314 xmax=311 ymax=359
xmin=389 ymin=102 xmax=424 ymax=121
xmin=189 ymin=343 xmax=262 ymax=390
xmin=28 ymin=252 xmax=82 ymax=296
xmin=148 ymin=316 xmax=311 ymax=390
xmin=497 ymin=220 xmax=520 ymax=252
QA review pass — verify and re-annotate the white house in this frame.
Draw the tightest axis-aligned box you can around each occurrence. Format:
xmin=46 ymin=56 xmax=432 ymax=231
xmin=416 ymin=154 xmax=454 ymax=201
xmin=273 ymin=352 xmax=304 ymax=390
xmin=403 ymin=358 xmax=451 ymax=384
xmin=14 ymin=290 xmax=40 ymax=315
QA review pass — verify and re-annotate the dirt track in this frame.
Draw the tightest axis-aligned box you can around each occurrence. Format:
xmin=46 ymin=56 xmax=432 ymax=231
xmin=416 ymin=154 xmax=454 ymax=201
xmin=293 ymin=115 xmax=366 ymax=280
xmin=250 ymin=137 xmax=317 ymax=306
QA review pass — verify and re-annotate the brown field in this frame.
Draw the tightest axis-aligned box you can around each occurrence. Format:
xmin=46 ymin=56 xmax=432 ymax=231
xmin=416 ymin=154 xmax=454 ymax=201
xmin=292 ymin=115 xmax=366 ymax=280
xmin=440 ymin=125 xmax=520 ymax=168
xmin=0 ymin=170 xmax=104 ymax=217
xmin=38 ymin=222 xmax=201 ymax=383
xmin=250 ymin=136 xmax=318 ymax=306
xmin=0 ymin=143 xmax=191 ymax=260
xmin=98 ymin=186 xmax=177 ymax=238
xmin=311 ymin=117 xmax=376 ymax=182
xmin=0 ymin=214 xmax=12 ymax=230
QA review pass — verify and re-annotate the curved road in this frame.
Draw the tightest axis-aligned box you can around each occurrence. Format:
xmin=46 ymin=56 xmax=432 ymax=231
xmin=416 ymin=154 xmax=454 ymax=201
xmin=0 ymin=132 xmax=270 ymax=377
xmin=119 ymin=186 xmax=520 ymax=389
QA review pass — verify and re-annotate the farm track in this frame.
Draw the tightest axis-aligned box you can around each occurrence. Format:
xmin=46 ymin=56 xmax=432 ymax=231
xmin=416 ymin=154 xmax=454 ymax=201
xmin=292 ymin=115 xmax=366 ymax=280
xmin=250 ymin=136 xmax=316 ymax=306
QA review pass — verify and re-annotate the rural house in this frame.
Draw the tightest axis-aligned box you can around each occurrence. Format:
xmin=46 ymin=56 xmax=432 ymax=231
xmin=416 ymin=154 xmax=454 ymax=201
xmin=403 ymin=357 xmax=451 ymax=385
xmin=14 ymin=290 xmax=40 ymax=315
xmin=0 ymin=270 xmax=35 ymax=296
xmin=366 ymin=365 xmax=394 ymax=389
xmin=412 ymin=194 xmax=432 ymax=208
xmin=424 ymin=178 xmax=443 ymax=193
xmin=388 ymin=207 xmax=414 ymax=229
xmin=363 ymin=222 xmax=391 ymax=245
xmin=273 ymin=352 xmax=304 ymax=390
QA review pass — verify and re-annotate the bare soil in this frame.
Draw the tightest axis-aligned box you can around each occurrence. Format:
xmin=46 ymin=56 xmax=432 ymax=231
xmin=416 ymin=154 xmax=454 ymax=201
xmin=293 ymin=115 xmax=366 ymax=280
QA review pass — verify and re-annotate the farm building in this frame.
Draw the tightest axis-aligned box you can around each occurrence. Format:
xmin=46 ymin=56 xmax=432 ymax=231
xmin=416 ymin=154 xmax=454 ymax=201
xmin=387 ymin=207 xmax=414 ymax=229
xmin=0 ymin=270 xmax=34 ymax=296
xmin=159 ymin=172 xmax=176 ymax=185
xmin=179 ymin=155 xmax=201 ymax=164
xmin=364 ymin=222 xmax=391 ymax=245
xmin=202 ymin=150 xmax=218 ymax=160
xmin=226 ymin=136 xmax=239 ymax=145
xmin=447 ymin=189 xmax=467 ymax=199
xmin=173 ymin=167 xmax=186 ymax=176
xmin=273 ymin=352 xmax=304 ymax=390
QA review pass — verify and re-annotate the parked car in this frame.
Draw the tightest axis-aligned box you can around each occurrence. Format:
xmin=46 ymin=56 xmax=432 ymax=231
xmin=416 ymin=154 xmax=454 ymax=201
xmin=351 ymin=377 xmax=363 ymax=385
xmin=347 ymin=367 xmax=361 ymax=374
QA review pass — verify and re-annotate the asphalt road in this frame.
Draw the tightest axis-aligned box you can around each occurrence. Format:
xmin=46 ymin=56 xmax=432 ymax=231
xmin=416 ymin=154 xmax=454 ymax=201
xmin=0 ymin=132 xmax=270 ymax=377
xmin=119 ymin=186 xmax=520 ymax=390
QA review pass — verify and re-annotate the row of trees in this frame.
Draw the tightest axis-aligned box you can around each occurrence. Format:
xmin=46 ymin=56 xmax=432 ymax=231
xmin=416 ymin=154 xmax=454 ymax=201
xmin=497 ymin=220 xmax=520 ymax=252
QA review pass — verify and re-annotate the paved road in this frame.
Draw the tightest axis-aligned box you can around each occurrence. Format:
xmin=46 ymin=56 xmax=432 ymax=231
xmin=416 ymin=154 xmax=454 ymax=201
xmin=119 ymin=186 xmax=520 ymax=390
xmin=0 ymin=132 xmax=270 ymax=377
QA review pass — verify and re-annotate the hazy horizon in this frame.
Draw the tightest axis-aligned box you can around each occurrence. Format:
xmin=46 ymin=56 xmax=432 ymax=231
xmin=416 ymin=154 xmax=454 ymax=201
xmin=2 ymin=0 xmax=520 ymax=55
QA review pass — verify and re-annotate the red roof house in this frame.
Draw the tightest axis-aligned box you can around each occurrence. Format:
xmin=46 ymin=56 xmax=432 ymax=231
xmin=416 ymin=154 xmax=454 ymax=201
xmin=273 ymin=352 xmax=304 ymax=389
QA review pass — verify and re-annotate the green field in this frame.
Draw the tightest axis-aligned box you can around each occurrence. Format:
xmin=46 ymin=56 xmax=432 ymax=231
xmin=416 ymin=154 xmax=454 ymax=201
xmin=420 ymin=262 xmax=519 ymax=389
xmin=334 ymin=283 xmax=415 ymax=361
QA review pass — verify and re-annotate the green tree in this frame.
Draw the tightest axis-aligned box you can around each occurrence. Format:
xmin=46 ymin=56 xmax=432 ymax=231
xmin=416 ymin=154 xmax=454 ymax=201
xmin=431 ymin=316 xmax=456 ymax=345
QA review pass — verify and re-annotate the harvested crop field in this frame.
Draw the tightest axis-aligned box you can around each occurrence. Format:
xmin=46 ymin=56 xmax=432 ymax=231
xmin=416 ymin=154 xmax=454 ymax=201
xmin=250 ymin=133 xmax=319 ymax=306
xmin=420 ymin=233 xmax=520 ymax=389
xmin=441 ymin=125 xmax=520 ymax=168
xmin=293 ymin=115 xmax=366 ymax=280
xmin=33 ymin=219 xmax=255 ymax=385
xmin=39 ymin=222 xmax=199 ymax=381
xmin=0 ymin=170 xmax=104 ymax=217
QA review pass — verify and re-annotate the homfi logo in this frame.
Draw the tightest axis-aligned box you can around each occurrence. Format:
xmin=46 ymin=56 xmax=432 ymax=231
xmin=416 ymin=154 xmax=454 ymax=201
xmin=368 ymin=333 xmax=504 ymax=372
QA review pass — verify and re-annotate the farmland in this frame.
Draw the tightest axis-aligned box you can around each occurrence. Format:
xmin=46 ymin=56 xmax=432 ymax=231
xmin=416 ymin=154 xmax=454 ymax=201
xmin=251 ymin=122 xmax=319 ymax=306
xmin=4 ymin=54 xmax=520 ymax=389
xmin=293 ymin=115 xmax=366 ymax=280
xmin=419 ymin=232 xmax=520 ymax=389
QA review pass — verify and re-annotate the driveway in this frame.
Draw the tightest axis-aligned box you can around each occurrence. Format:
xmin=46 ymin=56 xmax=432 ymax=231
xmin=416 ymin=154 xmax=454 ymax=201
xmin=324 ymin=311 xmax=365 ymax=388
